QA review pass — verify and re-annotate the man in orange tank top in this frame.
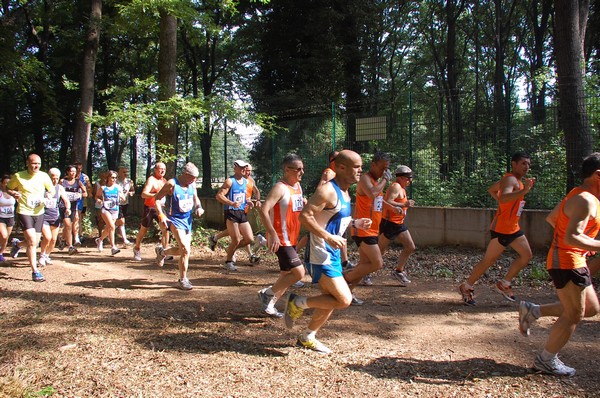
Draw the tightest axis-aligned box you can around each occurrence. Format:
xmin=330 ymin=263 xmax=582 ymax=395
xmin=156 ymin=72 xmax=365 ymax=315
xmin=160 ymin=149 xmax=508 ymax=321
xmin=257 ymin=154 xmax=306 ymax=318
xmin=458 ymin=152 xmax=536 ymax=305
xmin=379 ymin=165 xmax=416 ymax=286
xmin=517 ymin=153 xmax=600 ymax=377
xmin=345 ymin=151 xmax=392 ymax=304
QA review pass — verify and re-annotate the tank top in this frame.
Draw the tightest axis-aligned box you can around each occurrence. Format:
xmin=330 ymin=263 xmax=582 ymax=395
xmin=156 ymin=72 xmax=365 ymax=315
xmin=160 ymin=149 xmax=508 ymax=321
xmin=307 ymin=180 xmax=352 ymax=266
xmin=547 ymin=187 xmax=600 ymax=270
xmin=143 ymin=176 xmax=166 ymax=207
xmin=383 ymin=182 xmax=407 ymax=224
xmin=245 ymin=178 xmax=254 ymax=214
xmin=352 ymin=174 xmax=384 ymax=237
xmin=271 ymin=181 xmax=303 ymax=246
xmin=226 ymin=176 xmax=247 ymax=211
xmin=62 ymin=178 xmax=82 ymax=206
xmin=167 ymin=178 xmax=195 ymax=232
xmin=0 ymin=191 xmax=16 ymax=219
xmin=489 ymin=173 xmax=525 ymax=234
xmin=43 ymin=185 xmax=61 ymax=222
xmin=102 ymin=185 xmax=120 ymax=211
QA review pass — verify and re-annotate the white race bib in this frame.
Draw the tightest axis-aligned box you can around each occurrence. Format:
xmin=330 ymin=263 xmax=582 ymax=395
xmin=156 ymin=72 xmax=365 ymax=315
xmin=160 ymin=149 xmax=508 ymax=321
xmin=0 ymin=206 xmax=14 ymax=215
xmin=179 ymin=197 xmax=194 ymax=212
xmin=233 ymin=192 xmax=245 ymax=203
xmin=66 ymin=192 xmax=82 ymax=202
xmin=516 ymin=200 xmax=526 ymax=217
xmin=291 ymin=194 xmax=304 ymax=212
xmin=27 ymin=197 xmax=43 ymax=208
xmin=44 ymin=198 xmax=57 ymax=208
xmin=373 ymin=196 xmax=383 ymax=212
xmin=104 ymin=200 xmax=116 ymax=209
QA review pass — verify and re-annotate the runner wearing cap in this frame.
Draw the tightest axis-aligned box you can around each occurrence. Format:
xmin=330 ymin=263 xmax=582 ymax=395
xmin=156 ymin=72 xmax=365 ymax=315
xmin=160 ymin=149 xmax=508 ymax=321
xmin=378 ymin=165 xmax=416 ymax=286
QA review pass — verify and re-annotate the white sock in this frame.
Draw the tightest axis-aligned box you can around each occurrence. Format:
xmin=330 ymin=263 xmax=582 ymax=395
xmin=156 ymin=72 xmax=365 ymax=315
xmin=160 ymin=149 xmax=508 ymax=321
xmin=540 ymin=349 xmax=556 ymax=361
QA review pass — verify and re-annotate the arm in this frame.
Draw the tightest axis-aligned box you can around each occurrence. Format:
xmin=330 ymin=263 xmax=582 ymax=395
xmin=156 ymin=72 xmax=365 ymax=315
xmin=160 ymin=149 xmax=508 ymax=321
xmin=258 ymin=183 xmax=285 ymax=252
xmin=94 ymin=185 xmax=104 ymax=206
xmin=563 ymin=193 xmax=600 ymax=252
xmin=299 ymin=183 xmax=347 ymax=250
xmin=320 ymin=169 xmax=336 ymax=185
xmin=546 ymin=202 xmax=561 ymax=228
xmin=216 ymin=178 xmax=239 ymax=208
xmin=58 ymin=186 xmax=72 ymax=217
xmin=193 ymin=190 xmax=204 ymax=218
xmin=154 ymin=179 xmax=175 ymax=228
xmin=497 ymin=175 xmax=535 ymax=203
xmin=487 ymin=180 xmax=501 ymax=201
xmin=356 ymin=172 xmax=389 ymax=199
xmin=141 ymin=177 xmax=156 ymax=199
xmin=79 ymin=180 xmax=88 ymax=198
xmin=382 ymin=183 xmax=411 ymax=214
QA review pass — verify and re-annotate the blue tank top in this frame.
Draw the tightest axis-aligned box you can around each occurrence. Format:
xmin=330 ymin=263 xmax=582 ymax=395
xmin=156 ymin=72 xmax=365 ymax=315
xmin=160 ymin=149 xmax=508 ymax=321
xmin=307 ymin=180 xmax=352 ymax=266
xmin=102 ymin=185 xmax=120 ymax=211
xmin=226 ymin=176 xmax=247 ymax=211
xmin=43 ymin=185 xmax=61 ymax=222
xmin=167 ymin=178 xmax=195 ymax=232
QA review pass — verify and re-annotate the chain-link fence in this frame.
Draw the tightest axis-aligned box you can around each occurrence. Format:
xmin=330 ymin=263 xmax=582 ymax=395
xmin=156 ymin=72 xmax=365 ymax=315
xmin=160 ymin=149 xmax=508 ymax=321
xmin=249 ymin=95 xmax=600 ymax=210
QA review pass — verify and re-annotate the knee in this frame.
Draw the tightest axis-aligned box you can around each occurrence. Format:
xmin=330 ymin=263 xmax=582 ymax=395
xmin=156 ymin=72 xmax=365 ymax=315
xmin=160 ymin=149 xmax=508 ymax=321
xmin=338 ymin=294 xmax=353 ymax=309
xmin=180 ymin=246 xmax=191 ymax=258
xmin=404 ymin=244 xmax=416 ymax=254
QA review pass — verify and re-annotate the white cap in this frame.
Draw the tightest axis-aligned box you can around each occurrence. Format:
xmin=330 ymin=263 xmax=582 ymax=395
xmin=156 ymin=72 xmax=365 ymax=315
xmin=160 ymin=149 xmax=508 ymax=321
xmin=234 ymin=159 xmax=249 ymax=168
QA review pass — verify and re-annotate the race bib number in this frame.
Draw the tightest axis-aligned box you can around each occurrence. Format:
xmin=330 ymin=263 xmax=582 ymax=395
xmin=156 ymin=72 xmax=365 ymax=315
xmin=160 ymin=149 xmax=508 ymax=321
xmin=516 ymin=200 xmax=526 ymax=217
xmin=233 ymin=192 xmax=245 ymax=203
xmin=0 ymin=206 xmax=13 ymax=215
xmin=373 ymin=196 xmax=383 ymax=212
xmin=104 ymin=200 xmax=116 ymax=210
xmin=44 ymin=198 xmax=57 ymax=208
xmin=27 ymin=197 xmax=42 ymax=208
xmin=179 ymin=197 xmax=194 ymax=212
xmin=66 ymin=192 xmax=82 ymax=202
xmin=291 ymin=194 xmax=303 ymax=212
xmin=339 ymin=217 xmax=352 ymax=236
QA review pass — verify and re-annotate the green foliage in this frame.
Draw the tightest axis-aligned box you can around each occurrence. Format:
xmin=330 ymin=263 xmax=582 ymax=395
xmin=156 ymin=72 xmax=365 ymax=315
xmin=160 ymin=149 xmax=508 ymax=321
xmin=26 ymin=385 xmax=56 ymax=398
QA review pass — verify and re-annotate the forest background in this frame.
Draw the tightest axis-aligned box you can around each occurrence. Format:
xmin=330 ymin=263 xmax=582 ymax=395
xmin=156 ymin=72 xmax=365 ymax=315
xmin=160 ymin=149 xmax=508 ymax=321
xmin=0 ymin=0 xmax=599 ymax=209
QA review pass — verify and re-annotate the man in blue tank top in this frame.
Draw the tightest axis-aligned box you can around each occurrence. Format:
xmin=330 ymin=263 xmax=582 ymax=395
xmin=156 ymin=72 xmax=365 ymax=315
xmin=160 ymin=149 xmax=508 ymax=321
xmin=284 ymin=150 xmax=372 ymax=354
xmin=155 ymin=162 xmax=204 ymax=291
xmin=215 ymin=160 xmax=255 ymax=271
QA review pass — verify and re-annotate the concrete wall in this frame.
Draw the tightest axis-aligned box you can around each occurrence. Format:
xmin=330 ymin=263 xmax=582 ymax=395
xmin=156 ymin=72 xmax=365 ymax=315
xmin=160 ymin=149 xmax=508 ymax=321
xmin=127 ymin=196 xmax=553 ymax=250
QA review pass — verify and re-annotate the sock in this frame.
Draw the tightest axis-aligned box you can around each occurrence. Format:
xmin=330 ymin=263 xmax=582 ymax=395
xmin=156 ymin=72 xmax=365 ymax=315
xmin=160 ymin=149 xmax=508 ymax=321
xmin=267 ymin=295 xmax=278 ymax=308
xmin=463 ymin=282 xmax=474 ymax=290
xmin=294 ymin=296 xmax=309 ymax=309
xmin=532 ymin=304 xmax=541 ymax=319
xmin=305 ymin=330 xmax=316 ymax=340
xmin=540 ymin=349 xmax=556 ymax=361
xmin=119 ymin=226 xmax=127 ymax=240
xmin=501 ymin=279 xmax=511 ymax=287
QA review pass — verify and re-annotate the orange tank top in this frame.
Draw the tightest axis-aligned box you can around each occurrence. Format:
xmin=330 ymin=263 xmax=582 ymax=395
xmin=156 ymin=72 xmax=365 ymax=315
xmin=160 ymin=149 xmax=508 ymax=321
xmin=547 ymin=187 xmax=600 ymax=270
xmin=245 ymin=179 xmax=254 ymax=214
xmin=271 ymin=181 xmax=303 ymax=246
xmin=383 ymin=182 xmax=407 ymax=224
xmin=489 ymin=173 xmax=525 ymax=234
xmin=352 ymin=174 xmax=384 ymax=237
xmin=143 ymin=176 xmax=166 ymax=207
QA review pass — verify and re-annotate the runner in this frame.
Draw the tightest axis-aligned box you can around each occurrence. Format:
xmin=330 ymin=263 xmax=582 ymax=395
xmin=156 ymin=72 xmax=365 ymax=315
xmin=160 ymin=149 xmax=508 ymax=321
xmin=378 ymin=165 xmax=416 ymax=286
xmin=215 ymin=160 xmax=255 ymax=271
xmin=154 ymin=162 xmax=204 ymax=290
xmin=284 ymin=150 xmax=371 ymax=354
xmin=39 ymin=168 xmax=71 ymax=266
xmin=6 ymin=153 xmax=54 ymax=282
xmin=116 ymin=166 xmax=135 ymax=246
xmin=61 ymin=165 xmax=87 ymax=255
xmin=94 ymin=170 xmax=125 ymax=256
xmin=458 ymin=152 xmax=535 ymax=305
xmin=344 ymin=151 xmax=392 ymax=304
xmin=0 ymin=175 xmax=16 ymax=263
xmin=518 ymin=153 xmax=600 ymax=377
xmin=73 ymin=161 xmax=92 ymax=246
xmin=257 ymin=154 xmax=306 ymax=317
xmin=133 ymin=162 xmax=170 ymax=261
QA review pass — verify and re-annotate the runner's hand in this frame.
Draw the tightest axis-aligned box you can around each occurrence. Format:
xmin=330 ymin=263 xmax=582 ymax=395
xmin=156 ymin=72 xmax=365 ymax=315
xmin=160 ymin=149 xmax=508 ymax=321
xmin=354 ymin=218 xmax=372 ymax=230
xmin=325 ymin=234 xmax=347 ymax=250
xmin=382 ymin=168 xmax=393 ymax=181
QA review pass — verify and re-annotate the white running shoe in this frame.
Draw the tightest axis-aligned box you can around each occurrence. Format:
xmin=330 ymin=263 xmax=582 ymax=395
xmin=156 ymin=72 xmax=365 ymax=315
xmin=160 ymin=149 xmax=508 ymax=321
xmin=518 ymin=301 xmax=537 ymax=337
xmin=533 ymin=354 xmax=576 ymax=377
xmin=178 ymin=278 xmax=193 ymax=290
xmin=133 ymin=248 xmax=142 ymax=261
xmin=391 ymin=270 xmax=411 ymax=286
xmin=223 ymin=261 xmax=237 ymax=272
xmin=95 ymin=238 xmax=103 ymax=252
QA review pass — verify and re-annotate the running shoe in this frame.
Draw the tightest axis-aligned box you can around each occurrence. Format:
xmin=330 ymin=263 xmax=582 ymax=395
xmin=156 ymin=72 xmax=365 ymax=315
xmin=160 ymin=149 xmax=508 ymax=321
xmin=10 ymin=238 xmax=21 ymax=258
xmin=249 ymin=254 xmax=261 ymax=264
xmin=38 ymin=254 xmax=47 ymax=267
xmin=293 ymin=280 xmax=305 ymax=288
xmin=495 ymin=280 xmax=516 ymax=302
xmin=360 ymin=275 xmax=373 ymax=286
xmin=296 ymin=335 xmax=332 ymax=354
xmin=458 ymin=283 xmax=476 ymax=306
xmin=95 ymin=237 xmax=103 ymax=252
xmin=391 ymin=270 xmax=411 ymax=286
xmin=165 ymin=255 xmax=174 ymax=261
xmin=223 ymin=261 xmax=237 ymax=272
xmin=32 ymin=271 xmax=45 ymax=282
xmin=209 ymin=235 xmax=218 ymax=251
xmin=264 ymin=306 xmax=283 ymax=318
xmin=74 ymin=239 xmax=82 ymax=247
xmin=111 ymin=247 xmax=121 ymax=256
xmin=284 ymin=293 xmax=304 ymax=329
xmin=57 ymin=239 xmax=66 ymax=250
xmin=178 ymin=278 xmax=193 ymax=290
xmin=256 ymin=233 xmax=267 ymax=248
xmin=518 ymin=300 xmax=537 ymax=337
xmin=0 ymin=254 xmax=6 ymax=263
xmin=68 ymin=246 xmax=78 ymax=255
xmin=45 ymin=256 xmax=53 ymax=265
xmin=123 ymin=239 xmax=132 ymax=247
xmin=155 ymin=246 xmax=166 ymax=267
xmin=258 ymin=287 xmax=274 ymax=311
xmin=351 ymin=294 xmax=364 ymax=306
xmin=533 ymin=353 xmax=576 ymax=377
xmin=133 ymin=248 xmax=142 ymax=261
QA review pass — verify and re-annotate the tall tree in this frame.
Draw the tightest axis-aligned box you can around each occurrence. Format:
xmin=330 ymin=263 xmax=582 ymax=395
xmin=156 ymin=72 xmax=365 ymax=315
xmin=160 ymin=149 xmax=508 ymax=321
xmin=72 ymin=0 xmax=102 ymax=167
xmin=554 ymin=0 xmax=591 ymax=189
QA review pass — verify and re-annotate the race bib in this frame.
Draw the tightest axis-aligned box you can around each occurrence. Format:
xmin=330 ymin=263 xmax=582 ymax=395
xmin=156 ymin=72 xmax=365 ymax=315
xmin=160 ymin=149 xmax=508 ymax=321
xmin=233 ymin=192 xmax=245 ymax=203
xmin=27 ymin=197 xmax=43 ymax=208
xmin=0 ymin=206 xmax=13 ymax=215
xmin=104 ymin=200 xmax=116 ymax=209
xmin=373 ymin=196 xmax=383 ymax=212
xmin=44 ymin=198 xmax=57 ymax=208
xmin=179 ymin=197 xmax=194 ymax=212
xmin=291 ymin=194 xmax=304 ymax=212
xmin=66 ymin=192 xmax=82 ymax=202
xmin=516 ymin=200 xmax=526 ymax=217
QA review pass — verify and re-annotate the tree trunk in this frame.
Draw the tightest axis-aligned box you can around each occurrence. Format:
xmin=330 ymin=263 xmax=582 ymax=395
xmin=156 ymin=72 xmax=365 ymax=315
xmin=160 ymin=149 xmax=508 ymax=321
xmin=72 ymin=0 xmax=102 ymax=170
xmin=554 ymin=0 xmax=591 ymax=190
xmin=157 ymin=9 xmax=178 ymax=177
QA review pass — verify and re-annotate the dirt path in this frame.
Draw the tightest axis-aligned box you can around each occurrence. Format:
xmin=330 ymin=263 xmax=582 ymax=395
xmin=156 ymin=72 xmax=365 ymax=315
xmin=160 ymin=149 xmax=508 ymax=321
xmin=1 ymin=243 xmax=599 ymax=397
